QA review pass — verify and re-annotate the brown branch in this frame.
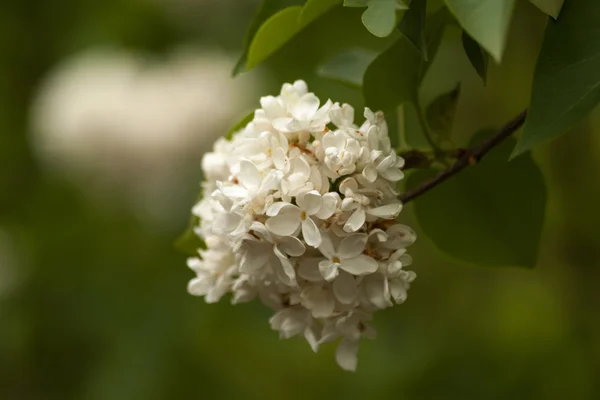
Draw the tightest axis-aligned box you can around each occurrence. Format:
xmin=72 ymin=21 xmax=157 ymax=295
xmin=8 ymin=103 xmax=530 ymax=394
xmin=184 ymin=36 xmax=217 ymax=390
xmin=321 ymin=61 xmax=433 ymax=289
xmin=399 ymin=110 xmax=528 ymax=204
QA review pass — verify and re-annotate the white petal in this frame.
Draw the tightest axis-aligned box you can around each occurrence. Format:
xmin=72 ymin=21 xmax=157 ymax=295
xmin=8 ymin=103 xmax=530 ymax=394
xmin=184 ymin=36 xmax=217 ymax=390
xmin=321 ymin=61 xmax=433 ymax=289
xmin=302 ymin=217 xmax=322 ymax=247
xmin=318 ymin=260 xmax=339 ymax=281
xmin=238 ymin=160 xmax=262 ymax=191
xmin=389 ymin=279 xmax=408 ymax=304
xmin=296 ymin=190 xmax=322 ymax=215
xmin=336 ymin=339 xmax=359 ymax=372
xmin=277 ymin=236 xmax=306 ymax=257
xmin=317 ymin=231 xmax=336 ymax=259
xmin=266 ymin=201 xmax=289 ymax=216
xmin=339 ymin=177 xmax=358 ymax=195
xmin=260 ymin=95 xmax=284 ymax=119
xmin=304 ymin=325 xmax=320 ymax=353
xmin=272 ymin=117 xmax=293 ymax=132
xmin=339 ymin=234 xmax=369 ymax=258
xmin=364 ymin=274 xmax=392 ymax=309
xmin=315 ymin=192 xmax=339 ymax=219
xmin=291 ymin=93 xmax=320 ymax=120
xmin=298 ymin=258 xmax=324 ymax=282
xmin=265 ymin=206 xmax=302 ymax=236
xmin=333 ymin=272 xmax=357 ymax=304
xmin=379 ymin=167 xmax=404 ymax=182
xmin=362 ymin=164 xmax=378 ymax=183
xmin=367 ymin=203 xmax=402 ymax=219
xmin=301 ymin=286 xmax=334 ymax=318
xmin=340 ymin=255 xmax=378 ymax=275
xmin=273 ymin=256 xmax=296 ymax=286
xmin=273 ymin=147 xmax=287 ymax=170
xmin=343 ymin=208 xmax=366 ymax=232
xmin=240 ymin=249 xmax=269 ymax=274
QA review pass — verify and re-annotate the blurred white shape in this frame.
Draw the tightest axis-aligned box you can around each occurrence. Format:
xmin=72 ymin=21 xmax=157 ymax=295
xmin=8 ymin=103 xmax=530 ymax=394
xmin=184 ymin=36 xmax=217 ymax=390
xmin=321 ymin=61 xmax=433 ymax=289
xmin=31 ymin=47 xmax=259 ymax=228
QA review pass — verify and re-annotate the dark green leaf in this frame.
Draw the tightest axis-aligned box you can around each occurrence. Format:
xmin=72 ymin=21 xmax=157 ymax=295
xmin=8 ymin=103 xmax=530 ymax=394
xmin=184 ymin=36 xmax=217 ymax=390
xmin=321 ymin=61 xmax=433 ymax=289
xmin=399 ymin=103 xmax=429 ymax=148
xmin=461 ymin=30 xmax=489 ymax=85
xmin=233 ymin=0 xmax=292 ymax=76
xmin=425 ymin=83 xmax=460 ymax=145
xmin=407 ymin=131 xmax=547 ymax=268
xmin=226 ymin=111 xmax=255 ymax=140
xmin=444 ymin=0 xmax=515 ymax=62
xmin=246 ymin=6 xmax=303 ymax=70
xmin=317 ymin=48 xmax=378 ymax=87
xmin=513 ymin=0 xmax=600 ymax=157
xmin=244 ymin=1 xmax=343 ymax=71
xmin=528 ymin=0 xmax=564 ymax=19
xmin=398 ymin=0 xmax=428 ymax=60
xmin=299 ymin=0 xmax=342 ymax=26
xmin=363 ymin=7 xmax=449 ymax=110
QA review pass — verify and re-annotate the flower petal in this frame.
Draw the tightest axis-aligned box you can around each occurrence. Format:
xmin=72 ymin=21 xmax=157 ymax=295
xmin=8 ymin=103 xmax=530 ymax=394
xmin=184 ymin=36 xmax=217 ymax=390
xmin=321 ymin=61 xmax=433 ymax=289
xmin=302 ymin=217 xmax=322 ymax=247
xmin=265 ymin=206 xmax=301 ymax=236
xmin=335 ymin=339 xmax=359 ymax=372
xmin=318 ymin=260 xmax=339 ymax=281
xmin=291 ymin=93 xmax=320 ymax=121
xmin=366 ymin=203 xmax=402 ymax=219
xmin=278 ymin=236 xmax=306 ymax=257
xmin=340 ymin=254 xmax=378 ymax=275
xmin=343 ymin=208 xmax=366 ymax=232
xmin=238 ymin=160 xmax=262 ymax=191
xmin=317 ymin=231 xmax=336 ymax=259
xmin=298 ymin=258 xmax=325 ymax=282
xmin=333 ymin=272 xmax=358 ymax=305
xmin=296 ymin=190 xmax=322 ymax=215
xmin=315 ymin=192 xmax=339 ymax=219
xmin=339 ymin=234 xmax=369 ymax=258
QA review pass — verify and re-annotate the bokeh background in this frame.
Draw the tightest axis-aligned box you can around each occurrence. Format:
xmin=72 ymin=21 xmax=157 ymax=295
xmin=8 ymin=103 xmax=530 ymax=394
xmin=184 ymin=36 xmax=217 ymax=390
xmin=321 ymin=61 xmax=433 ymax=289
xmin=1 ymin=0 xmax=600 ymax=399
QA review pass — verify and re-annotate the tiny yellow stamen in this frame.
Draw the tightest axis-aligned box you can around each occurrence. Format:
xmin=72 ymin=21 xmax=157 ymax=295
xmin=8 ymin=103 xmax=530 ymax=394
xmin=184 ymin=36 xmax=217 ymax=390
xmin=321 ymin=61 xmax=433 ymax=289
xmin=332 ymin=257 xmax=341 ymax=263
xmin=301 ymin=211 xmax=307 ymax=220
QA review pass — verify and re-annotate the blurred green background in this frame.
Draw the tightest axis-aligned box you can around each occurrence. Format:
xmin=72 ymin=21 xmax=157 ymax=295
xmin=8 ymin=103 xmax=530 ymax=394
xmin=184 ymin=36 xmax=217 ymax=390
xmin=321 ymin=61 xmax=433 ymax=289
xmin=1 ymin=0 xmax=600 ymax=399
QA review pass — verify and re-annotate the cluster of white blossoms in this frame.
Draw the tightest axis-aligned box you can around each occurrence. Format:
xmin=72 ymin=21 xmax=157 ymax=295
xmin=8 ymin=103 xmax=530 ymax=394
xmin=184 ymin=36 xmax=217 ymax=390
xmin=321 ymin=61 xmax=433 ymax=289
xmin=188 ymin=80 xmax=417 ymax=371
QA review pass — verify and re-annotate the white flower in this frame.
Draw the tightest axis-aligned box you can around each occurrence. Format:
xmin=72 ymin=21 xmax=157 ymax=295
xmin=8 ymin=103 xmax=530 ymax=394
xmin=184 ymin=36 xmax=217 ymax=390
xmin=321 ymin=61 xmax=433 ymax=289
xmin=317 ymin=232 xmax=378 ymax=281
xmin=184 ymin=80 xmax=417 ymax=371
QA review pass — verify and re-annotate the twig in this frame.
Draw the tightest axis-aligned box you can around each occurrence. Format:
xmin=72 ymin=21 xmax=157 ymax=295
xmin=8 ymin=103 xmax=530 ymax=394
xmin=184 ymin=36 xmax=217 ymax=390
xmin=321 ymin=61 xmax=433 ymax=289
xmin=399 ymin=110 xmax=528 ymax=204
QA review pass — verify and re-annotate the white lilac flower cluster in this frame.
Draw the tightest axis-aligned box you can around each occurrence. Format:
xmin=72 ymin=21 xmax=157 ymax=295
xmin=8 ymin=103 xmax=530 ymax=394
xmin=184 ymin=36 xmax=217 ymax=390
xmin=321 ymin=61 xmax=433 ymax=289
xmin=188 ymin=80 xmax=416 ymax=371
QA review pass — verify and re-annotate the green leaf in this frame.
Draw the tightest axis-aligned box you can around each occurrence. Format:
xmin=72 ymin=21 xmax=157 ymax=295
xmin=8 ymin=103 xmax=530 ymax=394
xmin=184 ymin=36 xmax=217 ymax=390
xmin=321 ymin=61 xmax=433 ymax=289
xmin=344 ymin=0 xmax=409 ymax=37
xmin=299 ymin=0 xmax=342 ymax=26
xmin=233 ymin=0 xmax=292 ymax=76
xmin=461 ymin=30 xmax=489 ymax=85
xmin=244 ymin=0 xmax=342 ymax=71
xmin=363 ymin=7 xmax=450 ymax=110
xmin=397 ymin=0 xmax=428 ymax=60
xmin=226 ymin=111 xmax=255 ymax=140
xmin=512 ymin=0 xmax=600 ymax=157
xmin=407 ymin=131 xmax=547 ymax=268
xmin=246 ymin=6 xmax=303 ymax=70
xmin=399 ymin=102 xmax=429 ymax=148
xmin=362 ymin=0 xmax=399 ymax=37
xmin=317 ymin=48 xmax=378 ymax=87
xmin=444 ymin=0 xmax=515 ymax=62
xmin=528 ymin=0 xmax=564 ymax=19
xmin=425 ymin=83 xmax=460 ymax=145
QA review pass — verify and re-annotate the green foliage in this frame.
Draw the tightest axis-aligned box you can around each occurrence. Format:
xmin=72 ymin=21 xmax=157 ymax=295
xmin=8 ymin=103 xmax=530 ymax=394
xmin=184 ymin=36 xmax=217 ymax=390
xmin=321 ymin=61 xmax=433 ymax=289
xmin=528 ymin=0 xmax=564 ymax=19
xmin=363 ymin=7 xmax=449 ymax=110
xmin=444 ymin=0 xmax=515 ymax=62
xmin=425 ymin=83 xmax=460 ymax=145
xmin=407 ymin=131 xmax=547 ymax=268
xmin=244 ymin=0 xmax=341 ymax=71
xmin=397 ymin=0 xmax=428 ymax=60
xmin=344 ymin=0 xmax=408 ymax=38
xmin=316 ymin=48 xmax=378 ymax=87
xmin=513 ymin=0 xmax=600 ymax=157
xmin=461 ymin=30 xmax=489 ymax=85
xmin=233 ymin=0 xmax=295 ymax=76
